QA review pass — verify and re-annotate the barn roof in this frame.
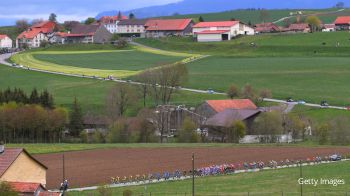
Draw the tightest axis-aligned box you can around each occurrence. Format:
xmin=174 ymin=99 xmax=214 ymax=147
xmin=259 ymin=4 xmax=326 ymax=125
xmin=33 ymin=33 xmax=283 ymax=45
xmin=195 ymin=30 xmax=230 ymax=34
xmin=0 ymin=34 xmax=9 ymax=40
xmin=255 ymin=23 xmax=280 ymax=32
xmin=145 ymin=19 xmax=192 ymax=31
xmin=8 ymin=182 xmax=43 ymax=193
xmin=205 ymin=109 xmax=260 ymax=127
xmin=288 ymin=23 xmax=309 ymax=31
xmin=118 ymin=19 xmax=148 ymax=26
xmin=193 ymin=21 xmax=239 ymax=28
xmin=206 ymin=99 xmax=257 ymax=113
xmin=0 ymin=148 xmax=47 ymax=177
xmin=71 ymin=24 xmax=101 ymax=35
xmin=334 ymin=16 xmax=350 ymax=24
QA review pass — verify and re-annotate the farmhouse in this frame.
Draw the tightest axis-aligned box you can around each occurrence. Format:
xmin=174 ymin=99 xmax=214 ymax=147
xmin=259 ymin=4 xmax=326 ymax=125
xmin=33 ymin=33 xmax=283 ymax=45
xmin=254 ymin=23 xmax=280 ymax=34
xmin=286 ymin=23 xmax=311 ymax=33
xmin=334 ymin=16 xmax=350 ymax=30
xmin=117 ymin=19 xmax=148 ymax=37
xmin=63 ymin=24 xmax=112 ymax=44
xmin=16 ymin=21 xmax=56 ymax=48
xmin=144 ymin=19 xmax=194 ymax=38
xmin=8 ymin=182 xmax=59 ymax=196
xmin=97 ymin=14 xmax=128 ymax=34
xmin=192 ymin=21 xmax=254 ymax=42
xmin=322 ymin=24 xmax=336 ymax=32
xmin=0 ymin=34 xmax=12 ymax=48
xmin=0 ymin=146 xmax=47 ymax=186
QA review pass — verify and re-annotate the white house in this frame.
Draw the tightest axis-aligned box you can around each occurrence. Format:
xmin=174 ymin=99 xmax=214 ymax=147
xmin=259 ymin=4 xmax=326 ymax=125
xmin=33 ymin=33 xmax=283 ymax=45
xmin=193 ymin=21 xmax=255 ymax=42
xmin=0 ymin=34 xmax=12 ymax=48
xmin=322 ymin=24 xmax=336 ymax=32
xmin=117 ymin=19 xmax=148 ymax=37
xmin=16 ymin=29 xmax=49 ymax=48
xmin=98 ymin=15 xmax=127 ymax=34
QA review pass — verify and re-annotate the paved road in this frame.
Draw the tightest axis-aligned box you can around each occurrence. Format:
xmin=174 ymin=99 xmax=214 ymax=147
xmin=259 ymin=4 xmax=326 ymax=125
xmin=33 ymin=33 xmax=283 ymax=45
xmin=272 ymin=9 xmax=345 ymax=24
xmin=0 ymin=53 xmax=348 ymax=111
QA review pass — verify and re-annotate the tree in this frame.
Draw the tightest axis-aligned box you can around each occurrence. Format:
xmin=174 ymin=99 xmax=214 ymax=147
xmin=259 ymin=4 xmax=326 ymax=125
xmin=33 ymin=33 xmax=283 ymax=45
xmin=68 ymin=97 xmax=84 ymax=137
xmin=253 ymin=111 xmax=283 ymax=143
xmin=106 ymin=119 xmax=130 ymax=143
xmin=29 ymin=88 xmax=40 ymax=104
xmin=111 ymin=33 xmax=120 ymax=42
xmin=226 ymin=120 xmax=246 ymax=143
xmin=177 ymin=118 xmax=200 ymax=143
xmin=118 ymin=11 xmax=123 ymax=20
xmin=85 ymin=17 xmax=96 ymax=25
xmin=136 ymin=109 xmax=157 ymax=143
xmin=105 ymin=84 xmax=137 ymax=121
xmin=259 ymin=10 xmax=270 ymax=22
xmin=316 ymin=123 xmax=329 ymax=145
xmin=199 ymin=16 xmax=204 ymax=22
xmin=129 ymin=13 xmax=135 ymax=19
xmin=227 ymin=84 xmax=239 ymax=99
xmin=15 ymin=19 xmax=29 ymax=33
xmin=40 ymin=89 xmax=54 ymax=108
xmin=329 ymin=117 xmax=350 ymax=145
xmin=306 ymin=16 xmax=321 ymax=32
xmin=241 ymin=84 xmax=257 ymax=101
xmin=259 ymin=89 xmax=272 ymax=99
xmin=0 ymin=182 xmax=17 ymax=196
xmin=49 ymin=13 xmax=57 ymax=22
xmin=335 ymin=2 xmax=345 ymax=9
xmin=283 ymin=114 xmax=305 ymax=142
xmin=138 ymin=63 xmax=188 ymax=105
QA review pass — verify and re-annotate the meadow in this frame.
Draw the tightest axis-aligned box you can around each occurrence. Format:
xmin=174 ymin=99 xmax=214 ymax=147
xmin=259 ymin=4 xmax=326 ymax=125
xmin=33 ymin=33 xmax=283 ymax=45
xmin=135 ymin=32 xmax=350 ymax=56
xmin=185 ymin=56 xmax=350 ymax=105
xmin=68 ymin=161 xmax=350 ymax=196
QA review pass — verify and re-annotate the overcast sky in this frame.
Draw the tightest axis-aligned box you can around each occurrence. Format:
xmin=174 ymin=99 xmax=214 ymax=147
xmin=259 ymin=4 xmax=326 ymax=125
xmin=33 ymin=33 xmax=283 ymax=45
xmin=0 ymin=0 xmax=182 ymax=26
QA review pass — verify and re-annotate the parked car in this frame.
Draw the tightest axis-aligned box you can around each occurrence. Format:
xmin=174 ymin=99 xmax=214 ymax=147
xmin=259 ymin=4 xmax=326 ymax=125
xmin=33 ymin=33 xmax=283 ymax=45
xmin=298 ymin=100 xmax=306 ymax=105
xmin=207 ymin=88 xmax=214 ymax=94
xmin=286 ymin=97 xmax=294 ymax=103
xmin=320 ymin=101 xmax=329 ymax=107
xmin=329 ymin=154 xmax=341 ymax=161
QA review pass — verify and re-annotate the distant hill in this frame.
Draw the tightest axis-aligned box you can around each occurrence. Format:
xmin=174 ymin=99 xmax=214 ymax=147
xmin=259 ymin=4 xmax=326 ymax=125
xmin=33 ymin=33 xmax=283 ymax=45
xmin=96 ymin=0 xmax=350 ymax=19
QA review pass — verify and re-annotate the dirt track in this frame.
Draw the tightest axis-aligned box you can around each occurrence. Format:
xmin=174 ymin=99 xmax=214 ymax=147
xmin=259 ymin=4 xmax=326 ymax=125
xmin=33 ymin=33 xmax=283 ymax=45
xmin=34 ymin=146 xmax=350 ymax=189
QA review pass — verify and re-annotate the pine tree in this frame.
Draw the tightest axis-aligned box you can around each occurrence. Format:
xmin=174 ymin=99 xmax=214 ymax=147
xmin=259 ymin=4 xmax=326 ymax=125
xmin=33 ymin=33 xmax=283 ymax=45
xmin=29 ymin=88 xmax=40 ymax=104
xmin=199 ymin=16 xmax=204 ymax=22
xmin=68 ymin=97 xmax=84 ymax=137
xmin=118 ymin=11 xmax=123 ymax=20
xmin=129 ymin=13 xmax=135 ymax=19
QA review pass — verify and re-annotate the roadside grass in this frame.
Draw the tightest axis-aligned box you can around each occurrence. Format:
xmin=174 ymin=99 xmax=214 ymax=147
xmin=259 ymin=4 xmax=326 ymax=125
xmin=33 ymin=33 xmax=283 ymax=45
xmin=32 ymin=50 xmax=184 ymax=71
xmin=68 ymin=161 xmax=350 ymax=196
xmin=291 ymin=105 xmax=350 ymax=123
xmin=184 ymin=56 xmax=350 ymax=106
xmin=135 ymin=32 xmax=350 ymax=57
xmin=7 ymin=142 xmax=343 ymax=155
xmin=38 ymin=43 xmax=129 ymax=51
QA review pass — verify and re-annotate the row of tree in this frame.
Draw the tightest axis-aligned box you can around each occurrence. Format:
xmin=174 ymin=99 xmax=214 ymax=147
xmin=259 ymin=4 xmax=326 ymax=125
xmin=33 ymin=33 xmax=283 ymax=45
xmin=226 ymin=83 xmax=272 ymax=101
xmin=0 ymin=88 xmax=54 ymax=108
xmin=0 ymin=102 xmax=68 ymax=143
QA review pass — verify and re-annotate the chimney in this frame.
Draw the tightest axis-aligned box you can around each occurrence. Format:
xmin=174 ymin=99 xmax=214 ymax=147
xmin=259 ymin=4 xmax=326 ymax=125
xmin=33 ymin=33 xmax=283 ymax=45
xmin=0 ymin=142 xmax=4 ymax=154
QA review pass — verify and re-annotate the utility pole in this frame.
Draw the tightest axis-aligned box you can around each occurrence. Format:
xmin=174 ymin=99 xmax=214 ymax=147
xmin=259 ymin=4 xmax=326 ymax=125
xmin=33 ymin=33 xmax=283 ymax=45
xmin=192 ymin=153 xmax=195 ymax=196
xmin=300 ymin=160 xmax=303 ymax=196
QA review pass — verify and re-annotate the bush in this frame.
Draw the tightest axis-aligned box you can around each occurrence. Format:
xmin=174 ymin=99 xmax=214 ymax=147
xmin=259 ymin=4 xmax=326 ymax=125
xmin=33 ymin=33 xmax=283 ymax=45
xmin=0 ymin=182 xmax=17 ymax=196
xmin=177 ymin=118 xmax=200 ymax=143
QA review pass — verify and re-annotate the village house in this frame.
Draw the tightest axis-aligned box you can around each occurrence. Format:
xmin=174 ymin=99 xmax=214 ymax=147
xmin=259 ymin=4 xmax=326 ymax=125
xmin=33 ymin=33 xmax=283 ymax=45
xmin=0 ymin=146 xmax=47 ymax=186
xmin=8 ymin=182 xmax=60 ymax=196
xmin=286 ymin=23 xmax=311 ymax=33
xmin=192 ymin=21 xmax=255 ymax=42
xmin=196 ymin=99 xmax=260 ymax=141
xmin=16 ymin=21 xmax=56 ymax=48
xmin=117 ymin=19 xmax=149 ymax=37
xmin=254 ymin=22 xmax=280 ymax=34
xmin=144 ymin=19 xmax=194 ymax=38
xmin=0 ymin=34 xmax=13 ymax=48
xmin=56 ymin=24 xmax=112 ymax=44
xmin=322 ymin=24 xmax=336 ymax=32
xmin=97 ymin=14 xmax=128 ymax=34
xmin=334 ymin=16 xmax=350 ymax=30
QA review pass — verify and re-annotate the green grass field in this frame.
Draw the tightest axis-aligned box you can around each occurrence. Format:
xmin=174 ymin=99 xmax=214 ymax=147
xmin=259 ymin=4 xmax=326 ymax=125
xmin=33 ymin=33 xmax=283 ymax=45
xmin=135 ymin=32 xmax=350 ymax=57
xmin=33 ymin=51 xmax=184 ymax=71
xmin=68 ymin=161 xmax=350 ymax=196
xmin=185 ymin=56 xmax=350 ymax=105
xmin=0 ymin=64 xmax=225 ymax=113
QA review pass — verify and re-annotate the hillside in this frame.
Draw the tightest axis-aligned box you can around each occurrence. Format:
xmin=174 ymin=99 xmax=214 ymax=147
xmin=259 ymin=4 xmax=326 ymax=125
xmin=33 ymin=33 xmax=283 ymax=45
xmin=0 ymin=26 xmax=18 ymax=40
xmin=96 ymin=0 xmax=349 ymax=19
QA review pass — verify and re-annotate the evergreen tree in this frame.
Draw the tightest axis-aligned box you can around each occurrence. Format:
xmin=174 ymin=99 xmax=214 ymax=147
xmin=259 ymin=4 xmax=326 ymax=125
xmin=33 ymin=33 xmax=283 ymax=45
xmin=199 ymin=16 xmax=204 ymax=22
xmin=40 ymin=89 xmax=54 ymax=108
xmin=68 ymin=97 xmax=84 ymax=137
xmin=29 ymin=88 xmax=40 ymax=104
xmin=118 ymin=11 xmax=123 ymax=20
xmin=129 ymin=13 xmax=135 ymax=19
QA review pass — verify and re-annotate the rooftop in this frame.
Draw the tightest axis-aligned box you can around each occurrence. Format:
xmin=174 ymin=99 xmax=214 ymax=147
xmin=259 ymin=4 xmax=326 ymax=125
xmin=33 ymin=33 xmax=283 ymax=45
xmin=206 ymin=99 xmax=257 ymax=113
xmin=145 ymin=19 xmax=193 ymax=31
xmin=193 ymin=21 xmax=239 ymax=28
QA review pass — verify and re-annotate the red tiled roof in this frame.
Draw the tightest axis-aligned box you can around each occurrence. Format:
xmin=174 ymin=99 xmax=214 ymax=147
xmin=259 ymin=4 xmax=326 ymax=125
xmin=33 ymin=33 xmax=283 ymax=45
xmin=0 ymin=148 xmax=47 ymax=177
xmin=255 ymin=23 xmax=280 ymax=33
xmin=206 ymin=99 xmax=257 ymax=113
xmin=39 ymin=191 xmax=61 ymax=196
xmin=17 ymin=28 xmax=44 ymax=39
xmin=193 ymin=21 xmax=239 ymax=28
xmin=99 ymin=15 xmax=127 ymax=24
xmin=0 ymin=34 xmax=9 ymax=40
xmin=8 ymin=182 xmax=43 ymax=193
xmin=145 ymin=19 xmax=192 ymax=31
xmin=288 ymin=23 xmax=310 ymax=31
xmin=31 ymin=21 xmax=56 ymax=30
xmin=334 ymin=16 xmax=350 ymax=24
xmin=195 ymin=30 xmax=230 ymax=34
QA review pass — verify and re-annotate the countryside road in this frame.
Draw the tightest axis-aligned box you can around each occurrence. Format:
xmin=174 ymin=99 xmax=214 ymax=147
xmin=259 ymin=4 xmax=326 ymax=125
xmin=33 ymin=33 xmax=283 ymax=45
xmin=0 ymin=53 xmax=348 ymax=111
